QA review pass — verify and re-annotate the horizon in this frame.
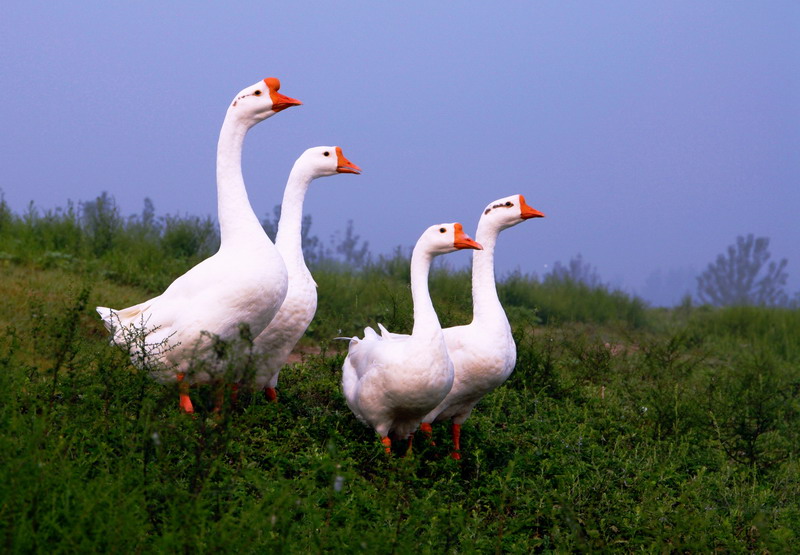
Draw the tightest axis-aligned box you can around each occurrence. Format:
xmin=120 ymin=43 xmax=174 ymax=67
xmin=2 ymin=189 xmax=792 ymax=308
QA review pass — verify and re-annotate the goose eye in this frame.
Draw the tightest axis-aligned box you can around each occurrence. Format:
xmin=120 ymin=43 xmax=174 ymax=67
xmin=323 ymin=151 xmax=330 ymax=156
xmin=254 ymin=90 xmax=262 ymax=96
xmin=505 ymin=201 xmax=513 ymax=207
xmin=484 ymin=208 xmax=491 ymax=215
xmin=439 ymin=227 xmax=446 ymax=233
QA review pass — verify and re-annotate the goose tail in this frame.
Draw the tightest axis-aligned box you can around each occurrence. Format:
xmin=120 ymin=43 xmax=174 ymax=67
xmin=96 ymin=306 xmax=117 ymax=333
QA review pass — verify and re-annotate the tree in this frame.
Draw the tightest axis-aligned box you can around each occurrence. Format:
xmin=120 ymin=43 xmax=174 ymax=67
xmin=696 ymin=234 xmax=789 ymax=307
xmin=81 ymin=191 xmax=122 ymax=256
xmin=545 ymin=253 xmax=603 ymax=288
xmin=330 ymin=219 xmax=370 ymax=269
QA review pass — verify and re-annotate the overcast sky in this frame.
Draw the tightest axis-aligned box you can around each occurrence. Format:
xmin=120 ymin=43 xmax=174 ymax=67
xmin=2 ymin=2 xmax=798 ymax=305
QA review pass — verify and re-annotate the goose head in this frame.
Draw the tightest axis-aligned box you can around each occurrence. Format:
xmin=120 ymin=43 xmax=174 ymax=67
xmin=481 ymin=194 xmax=545 ymax=231
xmin=297 ymin=146 xmax=362 ymax=178
xmin=229 ymin=77 xmax=302 ymax=124
xmin=419 ymin=223 xmax=483 ymax=255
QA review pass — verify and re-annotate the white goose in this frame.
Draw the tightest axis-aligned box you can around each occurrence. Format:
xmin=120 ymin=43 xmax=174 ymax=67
xmin=252 ymin=146 xmax=361 ymax=401
xmin=420 ymin=194 xmax=544 ymax=458
xmin=342 ymin=223 xmax=483 ymax=453
xmin=97 ymin=78 xmax=301 ymax=413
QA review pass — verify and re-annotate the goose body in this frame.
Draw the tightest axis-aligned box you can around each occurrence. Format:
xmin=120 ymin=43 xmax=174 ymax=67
xmin=421 ymin=195 xmax=544 ymax=458
xmin=342 ymin=223 xmax=482 ymax=451
xmin=97 ymin=78 xmax=301 ymax=396
xmin=253 ymin=146 xmax=361 ymax=399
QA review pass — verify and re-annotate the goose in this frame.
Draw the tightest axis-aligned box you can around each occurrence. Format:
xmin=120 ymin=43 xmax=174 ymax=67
xmin=251 ymin=146 xmax=361 ymax=401
xmin=420 ymin=194 xmax=544 ymax=458
xmin=96 ymin=78 xmax=301 ymax=413
xmin=342 ymin=223 xmax=482 ymax=453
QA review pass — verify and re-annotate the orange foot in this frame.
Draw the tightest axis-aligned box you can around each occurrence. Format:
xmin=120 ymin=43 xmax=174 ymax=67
xmin=179 ymin=393 xmax=195 ymax=414
xmin=381 ymin=436 xmax=392 ymax=454
xmin=264 ymin=387 xmax=278 ymax=402
xmin=177 ymin=373 xmax=195 ymax=414
xmin=451 ymin=423 xmax=462 ymax=460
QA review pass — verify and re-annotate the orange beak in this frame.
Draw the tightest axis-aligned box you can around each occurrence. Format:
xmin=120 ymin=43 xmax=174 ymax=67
xmin=335 ymin=146 xmax=361 ymax=174
xmin=519 ymin=194 xmax=545 ymax=220
xmin=264 ymin=77 xmax=302 ymax=113
xmin=453 ymin=223 xmax=483 ymax=250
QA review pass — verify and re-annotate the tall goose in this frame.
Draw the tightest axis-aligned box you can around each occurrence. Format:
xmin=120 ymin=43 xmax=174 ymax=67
xmin=420 ymin=194 xmax=544 ymax=458
xmin=252 ymin=146 xmax=361 ymax=401
xmin=342 ymin=223 xmax=482 ymax=453
xmin=97 ymin=78 xmax=301 ymax=413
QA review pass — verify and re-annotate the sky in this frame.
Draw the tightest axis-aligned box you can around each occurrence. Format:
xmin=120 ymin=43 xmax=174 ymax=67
xmin=1 ymin=2 xmax=798 ymax=306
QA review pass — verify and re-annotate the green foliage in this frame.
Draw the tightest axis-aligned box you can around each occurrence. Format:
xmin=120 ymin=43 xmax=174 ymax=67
xmin=159 ymin=214 xmax=218 ymax=259
xmin=0 ymin=194 xmax=218 ymax=294
xmin=500 ymin=269 xmax=650 ymax=328
xmin=81 ymin=192 xmax=122 ymax=257
xmin=1 ymin=269 xmax=799 ymax=552
xmin=2 ymin=197 xmax=799 ymax=551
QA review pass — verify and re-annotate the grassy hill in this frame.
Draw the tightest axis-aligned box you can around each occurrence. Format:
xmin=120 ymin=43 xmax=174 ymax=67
xmin=1 ymin=199 xmax=799 ymax=551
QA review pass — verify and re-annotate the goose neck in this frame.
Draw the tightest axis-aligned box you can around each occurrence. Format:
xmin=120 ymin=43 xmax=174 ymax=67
xmin=409 ymin=245 xmax=441 ymax=336
xmin=275 ymin=163 xmax=315 ymax=272
xmin=216 ymin=115 xmax=263 ymax=248
xmin=471 ymin=221 xmax=503 ymax=322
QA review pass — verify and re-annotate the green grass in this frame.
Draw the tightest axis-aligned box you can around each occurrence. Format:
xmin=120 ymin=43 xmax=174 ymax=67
xmin=1 ymin=199 xmax=799 ymax=552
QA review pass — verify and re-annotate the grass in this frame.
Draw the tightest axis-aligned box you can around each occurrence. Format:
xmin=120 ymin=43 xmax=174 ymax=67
xmin=1 ymin=198 xmax=799 ymax=552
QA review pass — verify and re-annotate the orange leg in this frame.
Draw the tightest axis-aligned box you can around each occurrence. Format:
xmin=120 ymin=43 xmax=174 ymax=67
xmin=177 ymin=373 xmax=194 ymax=414
xmin=451 ymin=423 xmax=462 ymax=460
xmin=419 ymin=422 xmax=436 ymax=446
xmin=264 ymin=387 xmax=278 ymax=402
xmin=381 ymin=436 xmax=392 ymax=454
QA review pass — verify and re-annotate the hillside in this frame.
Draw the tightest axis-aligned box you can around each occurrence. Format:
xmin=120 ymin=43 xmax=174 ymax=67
xmin=1 ymin=204 xmax=799 ymax=551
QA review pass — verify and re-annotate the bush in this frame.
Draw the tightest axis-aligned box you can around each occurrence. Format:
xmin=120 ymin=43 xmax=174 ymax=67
xmin=499 ymin=270 xmax=650 ymax=328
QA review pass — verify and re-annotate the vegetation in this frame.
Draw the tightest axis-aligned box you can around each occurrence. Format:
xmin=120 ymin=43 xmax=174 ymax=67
xmin=696 ymin=233 xmax=791 ymax=307
xmin=1 ymin=196 xmax=799 ymax=552
xmin=545 ymin=253 xmax=603 ymax=289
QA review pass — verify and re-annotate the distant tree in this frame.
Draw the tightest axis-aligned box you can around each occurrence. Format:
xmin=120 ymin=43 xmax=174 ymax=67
xmin=642 ymin=267 xmax=697 ymax=307
xmin=125 ymin=197 xmax=162 ymax=241
xmin=696 ymin=234 xmax=789 ymax=307
xmin=140 ymin=197 xmax=157 ymax=230
xmin=546 ymin=253 xmax=603 ymax=288
xmin=330 ymin=219 xmax=371 ymax=269
xmin=81 ymin=191 xmax=122 ymax=256
xmin=261 ymin=205 xmax=281 ymax=241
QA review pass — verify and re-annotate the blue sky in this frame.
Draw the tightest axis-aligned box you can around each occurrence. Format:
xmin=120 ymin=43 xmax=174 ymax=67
xmin=1 ymin=2 xmax=798 ymax=305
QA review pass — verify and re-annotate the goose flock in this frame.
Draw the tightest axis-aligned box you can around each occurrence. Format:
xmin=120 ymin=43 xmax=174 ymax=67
xmin=97 ymin=77 xmax=545 ymax=458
